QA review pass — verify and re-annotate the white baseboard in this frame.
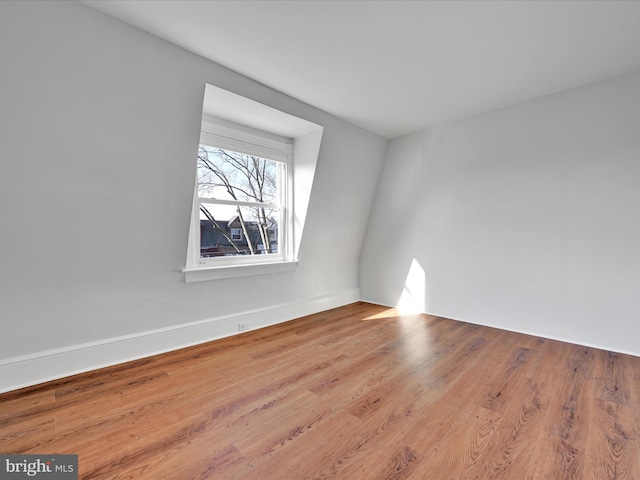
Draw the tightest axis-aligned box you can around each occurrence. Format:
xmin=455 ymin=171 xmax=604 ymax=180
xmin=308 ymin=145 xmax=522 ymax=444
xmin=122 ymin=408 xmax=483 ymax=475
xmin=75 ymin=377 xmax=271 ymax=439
xmin=0 ymin=288 xmax=360 ymax=394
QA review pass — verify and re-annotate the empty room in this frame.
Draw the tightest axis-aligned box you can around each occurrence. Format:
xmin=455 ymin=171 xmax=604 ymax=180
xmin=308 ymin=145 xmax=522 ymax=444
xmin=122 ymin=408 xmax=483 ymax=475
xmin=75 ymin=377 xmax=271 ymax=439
xmin=1 ymin=1 xmax=640 ymax=478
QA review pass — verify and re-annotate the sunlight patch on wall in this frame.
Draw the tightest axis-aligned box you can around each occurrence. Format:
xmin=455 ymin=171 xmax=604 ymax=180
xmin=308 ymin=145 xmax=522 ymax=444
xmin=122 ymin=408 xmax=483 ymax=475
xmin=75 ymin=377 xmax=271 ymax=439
xmin=396 ymin=259 xmax=426 ymax=314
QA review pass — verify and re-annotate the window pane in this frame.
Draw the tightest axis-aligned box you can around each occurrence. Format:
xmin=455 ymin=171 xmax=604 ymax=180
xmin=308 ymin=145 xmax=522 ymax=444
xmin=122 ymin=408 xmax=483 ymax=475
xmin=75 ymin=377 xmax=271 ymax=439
xmin=197 ymin=145 xmax=279 ymax=203
xmin=199 ymin=204 xmax=279 ymax=258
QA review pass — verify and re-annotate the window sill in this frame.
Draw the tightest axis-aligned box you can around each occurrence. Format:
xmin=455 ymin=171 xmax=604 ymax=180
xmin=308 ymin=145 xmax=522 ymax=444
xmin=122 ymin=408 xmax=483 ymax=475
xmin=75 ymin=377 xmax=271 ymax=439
xmin=183 ymin=260 xmax=298 ymax=283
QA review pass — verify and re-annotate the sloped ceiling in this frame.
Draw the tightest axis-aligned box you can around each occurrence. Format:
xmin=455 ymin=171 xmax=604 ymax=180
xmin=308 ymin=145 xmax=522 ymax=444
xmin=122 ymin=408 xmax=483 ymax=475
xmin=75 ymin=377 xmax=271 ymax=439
xmin=83 ymin=0 xmax=640 ymax=138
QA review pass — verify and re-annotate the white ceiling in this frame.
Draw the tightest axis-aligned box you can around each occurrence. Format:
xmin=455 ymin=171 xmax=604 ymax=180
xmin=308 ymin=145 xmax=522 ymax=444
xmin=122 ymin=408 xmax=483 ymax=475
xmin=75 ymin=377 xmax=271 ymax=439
xmin=83 ymin=0 xmax=640 ymax=139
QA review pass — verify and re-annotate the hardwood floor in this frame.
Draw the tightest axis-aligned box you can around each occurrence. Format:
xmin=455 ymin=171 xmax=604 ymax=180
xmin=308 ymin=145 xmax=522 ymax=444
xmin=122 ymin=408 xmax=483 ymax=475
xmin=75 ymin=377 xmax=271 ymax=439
xmin=1 ymin=302 xmax=639 ymax=479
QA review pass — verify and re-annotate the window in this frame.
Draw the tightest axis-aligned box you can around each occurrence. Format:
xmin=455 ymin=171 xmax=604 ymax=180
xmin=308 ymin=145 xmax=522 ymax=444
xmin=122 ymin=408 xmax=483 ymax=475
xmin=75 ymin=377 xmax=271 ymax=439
xmin=198 ymin=144 xmax=281 ymax=258
xmin=230 ymin=228 xmax=243 ymax=242
xmin=189 ymin=116 xmax=293 ymax=269
xmin=183 ymin=83 xmax=324 ymax=283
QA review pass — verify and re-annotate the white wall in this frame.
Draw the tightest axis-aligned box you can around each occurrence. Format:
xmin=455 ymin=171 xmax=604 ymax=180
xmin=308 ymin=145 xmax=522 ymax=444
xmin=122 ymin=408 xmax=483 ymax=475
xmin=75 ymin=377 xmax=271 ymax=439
xmin=361 ymin=71 xmax=640 ymax=356
xmin=0 ymin=1 xmax=387 ymax=391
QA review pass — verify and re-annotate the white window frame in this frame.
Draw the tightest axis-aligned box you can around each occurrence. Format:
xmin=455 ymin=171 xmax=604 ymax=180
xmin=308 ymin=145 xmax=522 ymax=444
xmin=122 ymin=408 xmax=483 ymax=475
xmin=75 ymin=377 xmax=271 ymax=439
xmin=185 ymin=116 xmax=295 ymax=279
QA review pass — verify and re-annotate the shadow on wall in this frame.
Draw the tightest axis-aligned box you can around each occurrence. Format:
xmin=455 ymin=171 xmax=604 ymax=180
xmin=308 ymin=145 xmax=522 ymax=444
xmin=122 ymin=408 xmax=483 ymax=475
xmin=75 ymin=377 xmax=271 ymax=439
xmin=396 ymin=258 xmax=426 ymax=314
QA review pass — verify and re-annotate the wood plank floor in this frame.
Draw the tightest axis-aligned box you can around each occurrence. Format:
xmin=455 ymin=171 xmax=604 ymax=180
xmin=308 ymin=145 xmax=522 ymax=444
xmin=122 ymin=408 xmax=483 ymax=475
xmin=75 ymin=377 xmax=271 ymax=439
xmin=1 ymin=302 xmax=639 ymax=479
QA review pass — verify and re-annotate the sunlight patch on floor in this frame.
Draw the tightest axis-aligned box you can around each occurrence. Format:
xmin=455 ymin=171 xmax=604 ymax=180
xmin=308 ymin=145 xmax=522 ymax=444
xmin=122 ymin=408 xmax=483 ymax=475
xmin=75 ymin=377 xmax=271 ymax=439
xmin=362 ymin=309 xmax=401 ymax=321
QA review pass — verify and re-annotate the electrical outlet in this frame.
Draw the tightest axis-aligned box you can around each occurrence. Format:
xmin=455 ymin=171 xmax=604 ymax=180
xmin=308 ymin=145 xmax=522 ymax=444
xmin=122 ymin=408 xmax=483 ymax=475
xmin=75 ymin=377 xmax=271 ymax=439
xmin=238 ymin=321 xmax=251 ymax=332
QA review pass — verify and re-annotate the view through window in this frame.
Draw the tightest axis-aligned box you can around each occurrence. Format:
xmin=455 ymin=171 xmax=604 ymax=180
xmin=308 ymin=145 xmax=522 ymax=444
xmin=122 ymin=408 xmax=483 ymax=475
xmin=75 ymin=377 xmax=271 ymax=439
xmin=196 ymin=145 xmax=285 ymax=261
